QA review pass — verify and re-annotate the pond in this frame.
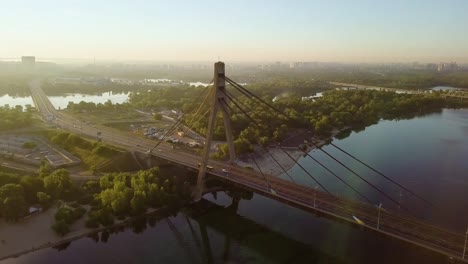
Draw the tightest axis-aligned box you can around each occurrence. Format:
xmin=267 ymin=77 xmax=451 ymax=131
xmin=47 ymin=92 xmax=130 ymax=110
xmin=0 ymin=94 xmax=34 ymax=109
xmin=431 ymin=86 xmax=461 ymax=91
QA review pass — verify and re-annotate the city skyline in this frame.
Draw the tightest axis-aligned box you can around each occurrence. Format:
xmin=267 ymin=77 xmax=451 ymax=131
xmin=2 ymin=0 xmax=468 ymax=63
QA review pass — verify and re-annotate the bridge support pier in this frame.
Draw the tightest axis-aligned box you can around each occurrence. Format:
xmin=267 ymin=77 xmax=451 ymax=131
xmin=228 ymin=194 xmax=241 ymax=213
xmin=194 ymin=62 xmax=236 ymax=201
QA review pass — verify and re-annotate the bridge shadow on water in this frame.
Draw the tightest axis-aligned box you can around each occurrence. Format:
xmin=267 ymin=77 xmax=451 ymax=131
xmin=184 ymin=197 xmax=346 ymax=264
xmin=5 ymin=189 xmax=459 ymax=264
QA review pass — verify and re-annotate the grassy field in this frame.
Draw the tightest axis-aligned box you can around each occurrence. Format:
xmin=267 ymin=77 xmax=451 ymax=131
xmin=47 ymin=130 xmax=123 ymax=170
xmin=68 ymin=109 xmax=147 ymax=125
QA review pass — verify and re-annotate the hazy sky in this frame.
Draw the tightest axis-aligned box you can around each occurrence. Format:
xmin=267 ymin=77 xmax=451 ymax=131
xmin=1 ymin=0 xmax=468 ymax=63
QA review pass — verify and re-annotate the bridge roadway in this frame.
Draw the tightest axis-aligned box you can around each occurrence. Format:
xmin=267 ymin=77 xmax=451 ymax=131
xmin=30 ymin=80 xmax=467 ymax=262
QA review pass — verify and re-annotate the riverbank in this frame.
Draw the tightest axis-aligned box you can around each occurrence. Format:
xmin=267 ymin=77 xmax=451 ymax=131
xmin=237 ymin=127 xmax=349 ymax=176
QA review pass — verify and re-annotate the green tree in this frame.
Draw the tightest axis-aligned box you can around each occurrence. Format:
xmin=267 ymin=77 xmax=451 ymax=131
xmin=22 ymin=141 xmax=36 ymax=149
xmin=3 ymin=196 xmax=27 ymax=221
xmin=99 ymin=175 xmax=114 ymax=189
xmin=153 ymin=113 xmax=163 ymax=120
xmin=43 ymin=169 xmax=72 ymax=199
xmin=83 ymin=180 xmax=100 ymax=194
xmin=0 ymin=172 xmax=19 ymax=187
xmin=55 ymin=207 xmax=74 ymax=224
xmin=259 ymin=136 xmax=270 ymax=147
xmin=37 ymin=192 xmax=52 ymax=209
xmin=38 ymin=159 xmax=52 ymax=178
xmin=100 ymin=181 xmax=133 ymax=215
xmin=97 ymin=207 xmax=114 ymax=226
xmin=20 ymin=176 xmax=44 ymax=203
xmin=0 ymin=184 xmax=27 ymax=221
xmin=52 ymin=219 xmax=70 ymax=236
xmin=147 ymin=183 xmax=161 ymax=207
xmin=72 ymin=207 xmax=86 ymax=220
xmin=130 ymin=191 xmax=147 ymax=214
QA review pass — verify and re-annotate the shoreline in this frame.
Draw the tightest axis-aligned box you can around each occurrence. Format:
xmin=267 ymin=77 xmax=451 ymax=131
xmin=237 ymin=127 xmax=349 ymax=176
xmin=0 ymin=205 xmax=177 ymax=261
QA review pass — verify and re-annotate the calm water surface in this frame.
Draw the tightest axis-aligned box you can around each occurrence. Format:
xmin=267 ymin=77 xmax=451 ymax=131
xmin=3 ymin=109 xmax=467 ymax=264
xmin=287 ymin=109 xmax=468 ymax=230
xmin=0 ymin=94 xmax=34 ymax=109
xmin=47 ymin=92 xmax=130 ymax=109
xmin=431 ymin=86 xmax=461 ymax=91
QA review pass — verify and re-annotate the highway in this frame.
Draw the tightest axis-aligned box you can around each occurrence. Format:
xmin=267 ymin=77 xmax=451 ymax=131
xmin=30 ymin=80 xmax=468 ymax=262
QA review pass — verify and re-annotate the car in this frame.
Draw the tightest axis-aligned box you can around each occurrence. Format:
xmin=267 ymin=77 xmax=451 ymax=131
xmin=222 ymin=169 xmax=228 ymax=175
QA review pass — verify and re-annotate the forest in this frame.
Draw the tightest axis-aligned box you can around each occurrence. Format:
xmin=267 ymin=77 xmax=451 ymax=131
xmin=0 ymin=166 xmax=191 ymax=236
xmin=64 ymin=82 xmax=468 ymax=159
xmin=188 ymin=89 xmax=468 ymax=158
xmin=0 ymin=75 xmax=30 ymax=96
xmin=0 ymin=105 xmax=34 ymax=131
xmin=327 ymin=70 xmax=468 ymax=89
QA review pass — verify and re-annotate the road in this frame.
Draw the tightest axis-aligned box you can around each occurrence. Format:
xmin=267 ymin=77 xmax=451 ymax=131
xmin=30 ymin=80 xmax=468 ymax=262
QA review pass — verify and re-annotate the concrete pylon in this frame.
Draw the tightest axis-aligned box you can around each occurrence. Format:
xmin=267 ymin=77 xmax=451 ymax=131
xmin=194 ymin=62 xmax=236 ymax=201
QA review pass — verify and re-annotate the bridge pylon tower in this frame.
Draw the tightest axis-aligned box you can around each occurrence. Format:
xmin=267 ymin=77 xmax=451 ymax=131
xmin=194 ymin=62 xmax=236 ymax=201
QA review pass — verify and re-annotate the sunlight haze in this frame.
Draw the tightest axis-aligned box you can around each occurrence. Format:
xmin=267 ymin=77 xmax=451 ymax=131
xmin=2 ymin=0 xmax=468 ymax=63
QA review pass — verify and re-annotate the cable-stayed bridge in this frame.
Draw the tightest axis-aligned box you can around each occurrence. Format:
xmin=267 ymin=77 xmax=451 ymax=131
xmin=30 ymin=63 xmax=468 ymax=262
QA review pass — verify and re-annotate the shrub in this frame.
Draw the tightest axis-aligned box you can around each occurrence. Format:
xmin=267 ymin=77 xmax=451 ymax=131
xmin=22 ymin=141 xmax=36 ymax=149
xmin=73 ymin=207 xmax=87 ymax=220
xmin=37 ymin=192 xmax=52 ymax=209
xmin=55 ymin=207 xmax=74 ymax=224
xmin=85 ymin=217 xmax=100 ymax=228
xmin=52 ymin=219 xmax=70 ymax=236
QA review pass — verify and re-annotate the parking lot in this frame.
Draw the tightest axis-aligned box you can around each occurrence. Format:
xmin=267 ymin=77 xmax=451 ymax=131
xmin=0 ymin=135 xmax=80 ymax=168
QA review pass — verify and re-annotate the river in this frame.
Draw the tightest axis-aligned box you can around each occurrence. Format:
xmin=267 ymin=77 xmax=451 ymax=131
xmin=1 ymin=109 xmax=467 ymax=264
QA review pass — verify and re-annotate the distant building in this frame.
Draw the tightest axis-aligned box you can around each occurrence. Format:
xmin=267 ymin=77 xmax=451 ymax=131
xmin=426 ymin=63 xmax=438 ymax=71
xmin=437 ymin=62 xmax=458 ymax=72
xmin=21 ymin=56 xmax=35 ymax=64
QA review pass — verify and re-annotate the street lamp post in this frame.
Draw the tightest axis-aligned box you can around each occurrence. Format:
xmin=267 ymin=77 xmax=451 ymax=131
xmin=463 ymin=227 xmax=468 ymax=260
xmin=398 ymin=190 xmax=403 ymax=213
xmin=313 ymin=186 xmax=318 ymax=208
xmin=377 ymin=203 xmax=382 ymax=230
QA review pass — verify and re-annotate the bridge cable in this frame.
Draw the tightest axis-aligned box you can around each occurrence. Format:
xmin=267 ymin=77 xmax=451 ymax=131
xmin=219 ymin=96 xmax=297 ymax=184
xmin=303 ymin=152 xmax=373 ymax=204
xmin=220 ymin=93 xmax=330 ymax=193
xmin=218 ymin=98 xmax=275 ymax=193
xmin=225 ymin=77 xmax=295 ymax=122
xmin=311 ymin=142 xmax=405 ymax=209
xmin=149 ymin=85 xmax=210 ymax=153
xmin=184 ymin=88 xmax=213 ymax=130
xmin=221 ymin=94 xmax=331 ymax=194
xmin=329 ymin=142 xmax=433 ymax=206
xmin=225 ymin=77 xmax=412 ymax=208
xmin=172 ymin=86 xmax=211 ymax=134
xmin=221 ymin=90 xmax=301 ymax=184
xmin=182 ymin=107 xmax=211 ymax=139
